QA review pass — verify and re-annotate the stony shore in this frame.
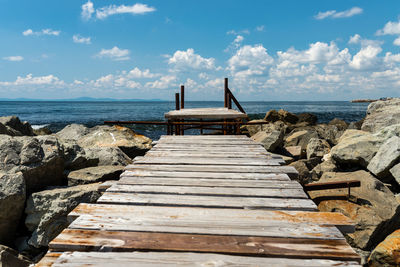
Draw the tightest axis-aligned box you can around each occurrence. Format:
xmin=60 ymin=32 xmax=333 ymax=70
xmin=1 ymin=98 xmax=400 ymax=266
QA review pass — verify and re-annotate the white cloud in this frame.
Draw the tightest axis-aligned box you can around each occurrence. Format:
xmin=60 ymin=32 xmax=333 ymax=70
xmin=23 ymin=28 xmax=60 ymax=36
xmin=227 ymin=29 xmax=250 ymax=35
xmin=394 ymin=37 xmax=400 ymax=46
xmin=0 ymin=74 xmax=64 ymax=86
xmin=376 ymin=20 xmax=400 ymax=35
xmin=315 ymin=7 xmax=363 ymax=20
xmin=96 ymin=3 xmax=156 ymax=19
xmin=228 ymin=44 xmax=274 ymax=78
xmin=3 ymin=56 xmax=23 ymax=62
xmin=81 ymin=0 xmax=94 ymax=20
xmin=126 ymin=67 xmax=158 ymax=78
xmin=168 ymin=48 xmax=216 ymax=70
xmin=145 ymin=75 xmax=176 ymax=89
xmin=350 ymin=45 xmax=382 ymax=70
xmin=73 ymin=34 xmax=91 ymax=44
xmin=96 ymin=46 xmax=130 ymax=61
xmin=349 ymin=34 xmax=361 ymax=44
xmin=255 ymin=25 xmax=265 ymax=32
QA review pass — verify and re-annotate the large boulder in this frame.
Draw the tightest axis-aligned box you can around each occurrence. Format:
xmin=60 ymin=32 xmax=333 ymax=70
xmin=367 ymin=136 xmax=400 ymax=180
xmin=25 ymin=183 xmax=102 ymax=248
xmin=285 ymin=130 xmax=318 ymax=150
xmin=328 ymin=118 xmax=348 ymax=131
xmin=296 ymin=113 xmax=318 ymax=126
xmin=0 ymin=245 xmax=32 ymax=267
xmin=0 ymin=116 xmax=34 ymax=136
xmin=84 ymin=147 xmax=132 ymax=166
xmin=242 ymin=120 xmax=270 ymax=136
xmin=0 ymin=172 xmax=26 ymax=244
xmin=55 ymin=124 xmax=90 ymax=140
xmin=67 ymin=165 xmax=124 ymax=186
xmin=309 ymin=171 xmax=400 ymax=250
xmin=330 ymin=130 xmax=382 ymax=168
xmin=315 ymin=124 xmax=343 ymax=146
xmin=362 ymin=98 xmax=400 ymax=133
xmin=0 ymin=135 xmax=64 ymax=193
xmin=310 ymin=154 xmax=337 ymax=180
xmin=289 ymin=160 xmax=310 ymax=184
xmin=368 ymin=229 xmax=400 ymax=267
xmin=306 ymin=138 xmax=330 ymax=159
xmin=390 ymin=164 xmax=400 ymax=185
xmin=59 ymin=139 xmax=98 ymax=170
xmin=251 ymin=129 xmax=284 ymax=152
xmin=264 ymin=109 xmax=298 ymax=124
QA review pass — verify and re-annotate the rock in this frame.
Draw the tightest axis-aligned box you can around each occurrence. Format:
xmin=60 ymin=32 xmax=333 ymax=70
xmin=348 ymin=119 xmax=364 ymax=130
xmin=306 ymin=138 xmax=330 ymax=159
xmin=55 ymin=124 xmax=90 ymax=140
xmin=264 ymin=109 xmax=298 ymax=124
xmin=362 ymin=98 xmax=400 ymax=133
xmin=77 ymin=125 xmax=152 ymax=158
xmin=330 ymin=130 xmax=382 ymax=168
xmin=280 ymin=155 xmax=294 ymax=164
xmin=264 ymin=110 xmax=280 ymax=122
xmin=310 ymin=157 xmax=337 ymax=180
xmin=315 ymin=124 xmax=343 ymax=146
xmin=289 ymin=161 xmax=310 ymax=184
xmin=84 ymin=147 xmax=132 ymax=166
xmin=25 ymin=183 xmax=102 ymax=248
xmin=390 ymin=164 xmax=400 ymax=185
xmin=33 ymin=127 xmax=52 ymax=136
xmin=309 ymin=171 xmax=400 ymax=250
xmin=328 ymin=118 xmax=348 ymax=131
xmin=0 ymin=135 xmax=64 ymax=193
xmin=251 ymin=129 xmax=284 ymax=152
xmin=367 ymin=136 xmax=400 ymax=180
xmin=242 ymin=120 xmax=270 ymax=136
xmin=0 ymin=116 xmax=34 ymax=136
xmin=0 ymin=172 xmax=26 ymax=244
xmin=368 ymin=229 xmax=400 ymax=267
xmin=68 ymin=165 xmax=124 ymax=186
xmin=296 ymin=113 xmax=318 ymax=126
xmin=0 ymin=245 xmax=32 ymax=267
xmin=60 ymin=139 xmax=98 ymax=170
xmin=285 ymin=146 xmax=304 ymax=158
xmin=285 ymin=130 xmax=318 ymax=150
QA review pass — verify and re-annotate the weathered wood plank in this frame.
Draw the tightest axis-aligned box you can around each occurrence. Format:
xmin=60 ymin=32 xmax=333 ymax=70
xmin=121 ymin=170 xmax=292 ymax=180
xmin=35 ymin=252 xmax=62 ymax=267
xmin=125 ymin=164 xmax=298 ymax=176
xmin=106 ymin=184 xmax=308 ymax=198
xmin=150 ymin=147 xmax=267 ymax=152
xmin=118 ymin=176 xmax=302 ymax=188
xmin=97 ymin=192 xmax=317 ymax=211
xmin=145 ymin=151 xmax=277 ymax=158
xmin=69 ymin=203 xmax=355 ymax=233
xmin=156 ymin=140 xmax=262 ymax=145
xmin=165 ymin=107 xmax=248 ymax=119
xmin=133 ymin=157 xmax=283 ymax=166
xmin=50 ymin=233 xmax=360 ymax=264
xmin=159 ymin=134 xmax=249 ymax=138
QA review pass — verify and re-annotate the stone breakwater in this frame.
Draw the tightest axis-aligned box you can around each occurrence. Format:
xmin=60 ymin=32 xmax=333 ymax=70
xmin=0 ymin=118 xmax=152 ymax=266
xmin=243 ymin=98 xmax=400 ymax=266
xmin=1 ymin=98 xmax=400 ymax=266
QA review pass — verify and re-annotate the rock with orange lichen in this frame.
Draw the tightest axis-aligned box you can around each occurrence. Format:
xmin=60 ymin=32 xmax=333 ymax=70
xmin=308 ymin=170 xmax=400 ymax=250
xmin=368 ymin=229 xmax=400 ymax=266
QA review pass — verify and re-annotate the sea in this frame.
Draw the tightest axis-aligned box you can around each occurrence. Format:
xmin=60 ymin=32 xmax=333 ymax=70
xmin=0 ymin=101 xmax=370 ymax=140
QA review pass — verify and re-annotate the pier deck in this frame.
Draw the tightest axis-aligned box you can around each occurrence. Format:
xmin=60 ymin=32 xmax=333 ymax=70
xmin=37 ymin=135 xmax=360 ymax=266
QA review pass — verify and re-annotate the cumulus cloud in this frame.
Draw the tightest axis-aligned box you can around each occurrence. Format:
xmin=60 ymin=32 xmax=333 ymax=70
xmin=96 ymin=46 xmax=130 ymax=61
xmin=22 ymin=28 xmax=60 ymax=36
xmin=255 ymin=25 xmax=265 ymax=32
xmin=0 ymin=74 xmax=64 ymax=86
xmin=349 ymin=34 xmax=361 ymax=44
xmin=168 ymin=48 xmax=216 ymax=70
xmin=96 ymin=3 xmax=155 ymax=19
xmin=394 ymin=37 xmax=400 ymax=46
xmin=81 ymin=0 xmax=94 ymax=20
xmin=73 ymin=34 xmax=91 ymax=44
xmin=3 ymin=56 xmax=23 ymax=62
xmin=376 ymin=20 xmax=400 ymax=35
xmin=227 ymin=29 xmax=250 ymax=35
xmin=145 ymin=75 xmax=176 ymax=89
xmin=315 ymin=7 xmax=363 ymax=20
xmin=349 ymin=45 xmax=382 ymax=70
xmin=126 ymin=67 xmax=158 ymax=78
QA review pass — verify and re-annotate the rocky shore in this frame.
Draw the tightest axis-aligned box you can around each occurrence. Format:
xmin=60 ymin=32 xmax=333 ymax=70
xmin=1 ymin=98 xmax=400 ymax=266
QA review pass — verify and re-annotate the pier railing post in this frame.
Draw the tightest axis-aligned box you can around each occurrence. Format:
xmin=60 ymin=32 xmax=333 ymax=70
xmin=175 ymin=93 xmax=180 ymax=135
xmin=180 ymin=85 xmax=184 ymax=109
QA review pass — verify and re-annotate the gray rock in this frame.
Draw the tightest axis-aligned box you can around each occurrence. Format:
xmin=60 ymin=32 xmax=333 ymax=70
xmin=367 ymin=136 xmax=400 ymax=179
xmin=306 ymin=138 xmax=330 ymax=159
xmin=242 ymin=120 xmax=270 ymax=136
xmin=0 ymin=245 xmax=32 ymax=267
xmin=251 ymin=129 xmax=284 ymax=152
xmin=390 ymin=163 xmax=400 ymax=185
xmin=0 ymin=135 xmax=64 ymax=193
xmin=285 ymin=145 xmax=304 ymax=158
xmin=309 ymin=170 xmax=400 ymax=250
xmin=362 ymin=98 xmax=400 ymax=133
xmin=310 ymin=156 xmax=337 ymax=180
xmin=0 ymin=172 xmax=26 ymax=244
xmin=328 ymin=118 xmax=348 ymax=131
xmin=59 ymin=139 xmax=98 ymax=170
xmin=55 ymin=124 xmax=90 ymax=140
xmin=264 ymin=109 xmax=299 ymax=124
xmin=0 ymin=116 xmax=34 ymax=136
xmin=330 ymin=130 xmax=382 ymax=168
xmin=289 ymin=160 xmax=310 ymax=184
xmin=25 ymin=183 xmax=102 ymax=248
xmin=33 ymin=127 xmax=52 ymax=135
xmin=296 ymin=113 xmax=318 ymax=126
xmin=315 ymin=124 xmax=343 ymax=146
xmin=68 ymin=165 xmax=124 ymax=186
xmin=285 ymin=129 xmax=318 ymax=150
xmin=84 ymin=147 xmax=132 ymax=166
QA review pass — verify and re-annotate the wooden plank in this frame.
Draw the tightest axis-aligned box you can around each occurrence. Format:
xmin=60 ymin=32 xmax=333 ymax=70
xmin=150 ymin=147 xmax=267 ymax=152
xmin=50 ymin=233 xmax=360 ymax=263
xmin=159 ymin=135 xmax=250 ymax=139
xmin=35 ymin=252 xmax=62 ymax=267
xmin=106 ymin=184 xmax=308 ymax=199
xmin=96 ymin=192 xmax=317 ymax=211
xmin=156 ymin=140 xmax=262 ymax=145
xmin=125 ymin=164 xmax=298 ymax=176
xmin=118 ymin=176 xmax=302 ymax=188
xmin=69 ymin=203 xmax=355 ymax=233
xmin=133 ymin=157 xmax=283 ymax=166
xmin=145 ymin=151 xmax=277 ymax=158
xmin=121 ymin=170 xmax=292 ymax=180
xmin=165 ymin=107 xmax=248 ymax=119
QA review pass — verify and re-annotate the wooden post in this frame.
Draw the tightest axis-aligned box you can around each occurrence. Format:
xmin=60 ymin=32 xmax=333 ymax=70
xmin=180 ymin=85 xmax=184 ymax=109
xmin=175 ymin=93 xmax=180 ymax=135
xmin=224 ymin=78 xmax=228 ymax=108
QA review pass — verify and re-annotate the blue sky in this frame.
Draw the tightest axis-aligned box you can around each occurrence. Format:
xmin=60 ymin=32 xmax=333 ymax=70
xmin=0 ymin=0 xmax=399 ymax=101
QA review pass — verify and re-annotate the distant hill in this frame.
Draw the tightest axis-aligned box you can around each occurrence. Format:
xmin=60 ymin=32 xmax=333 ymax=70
xmin=0 ymin=97 xmax=166 ymax=102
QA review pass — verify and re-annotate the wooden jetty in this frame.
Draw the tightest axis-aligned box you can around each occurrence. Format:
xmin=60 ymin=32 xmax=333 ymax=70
xmin=37 ymin=135 xmax=360 ymax=266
